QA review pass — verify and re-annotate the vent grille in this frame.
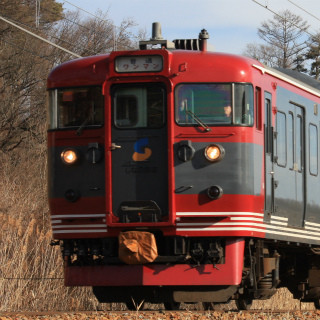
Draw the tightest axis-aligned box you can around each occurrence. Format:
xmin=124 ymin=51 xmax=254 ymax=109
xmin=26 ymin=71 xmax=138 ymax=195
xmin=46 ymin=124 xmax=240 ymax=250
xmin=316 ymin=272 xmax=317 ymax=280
xmin=173 ymin=39 xmax=200 ymax=51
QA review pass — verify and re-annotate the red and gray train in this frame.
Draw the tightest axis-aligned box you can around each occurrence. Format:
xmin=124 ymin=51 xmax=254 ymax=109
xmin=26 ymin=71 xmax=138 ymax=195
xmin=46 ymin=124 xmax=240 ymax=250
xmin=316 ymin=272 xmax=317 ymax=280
xmin=47 ymin=24 xmax=320 ymax=309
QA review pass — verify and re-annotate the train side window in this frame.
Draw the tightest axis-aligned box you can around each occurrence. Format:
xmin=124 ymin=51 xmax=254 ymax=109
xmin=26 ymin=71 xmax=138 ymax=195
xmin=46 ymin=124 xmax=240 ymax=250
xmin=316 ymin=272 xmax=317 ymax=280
xmin=288 ymin=112 xmax=294 ymax=170
xmin=309 ymin=124 xmax=318 ymax=176
xmin=255 ymin=87 xmax=262 ymax=130
xmin=265 ymin=98 xmax=272 ymax=154
xmin=296 ymin=115 xmax=302 ymax=172
xmin=276 ymin=111 xmax=286 ymax=167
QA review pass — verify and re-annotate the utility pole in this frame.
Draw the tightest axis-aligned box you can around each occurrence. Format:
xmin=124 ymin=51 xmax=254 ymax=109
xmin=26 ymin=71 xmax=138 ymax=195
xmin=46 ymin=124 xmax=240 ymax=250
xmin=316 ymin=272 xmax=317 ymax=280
xmin=35 ymin=0 xmax=40 ymax=28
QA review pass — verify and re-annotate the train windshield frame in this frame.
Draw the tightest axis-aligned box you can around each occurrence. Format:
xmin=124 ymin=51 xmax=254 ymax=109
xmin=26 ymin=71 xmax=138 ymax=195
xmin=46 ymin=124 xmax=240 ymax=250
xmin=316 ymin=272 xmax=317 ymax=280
xmin=175 ymin=83 xmax=254 ymax=127
xmin=48 ymin=86 xmax=104 ymax=130
xmin=112 ymin=83 xmax=166 ymax=129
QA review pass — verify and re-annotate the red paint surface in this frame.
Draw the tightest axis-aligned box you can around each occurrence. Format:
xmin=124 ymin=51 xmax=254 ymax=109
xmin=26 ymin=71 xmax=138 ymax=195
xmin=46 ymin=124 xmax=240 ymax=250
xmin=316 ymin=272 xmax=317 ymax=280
xmin=65 ymin=238 xmax=245 ymax=286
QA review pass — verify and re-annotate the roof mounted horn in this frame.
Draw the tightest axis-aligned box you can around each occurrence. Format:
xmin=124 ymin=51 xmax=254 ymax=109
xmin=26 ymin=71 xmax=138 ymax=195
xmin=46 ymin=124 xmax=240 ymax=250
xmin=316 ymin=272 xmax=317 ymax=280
xmin=139 ymin=22 xmax=175 ymax=50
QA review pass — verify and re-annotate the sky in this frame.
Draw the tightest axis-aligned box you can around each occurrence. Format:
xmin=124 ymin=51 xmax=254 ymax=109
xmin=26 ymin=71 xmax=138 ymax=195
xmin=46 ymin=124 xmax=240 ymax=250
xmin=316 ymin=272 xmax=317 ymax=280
xmin=56 ymin=0 xmax=320 ymax=55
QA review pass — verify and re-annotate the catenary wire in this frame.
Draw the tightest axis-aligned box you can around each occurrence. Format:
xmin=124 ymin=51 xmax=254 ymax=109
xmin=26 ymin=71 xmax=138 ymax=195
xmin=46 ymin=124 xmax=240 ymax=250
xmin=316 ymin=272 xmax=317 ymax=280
xmin=0 ymin=14 xmax=82 ymax=58
xmin=287 ymin=0 xmax=320 ymax=25
xmin=2 ymin=38 xmax=56 ymax=63
xmin=251 ymin=0 xmax=318 ymax=40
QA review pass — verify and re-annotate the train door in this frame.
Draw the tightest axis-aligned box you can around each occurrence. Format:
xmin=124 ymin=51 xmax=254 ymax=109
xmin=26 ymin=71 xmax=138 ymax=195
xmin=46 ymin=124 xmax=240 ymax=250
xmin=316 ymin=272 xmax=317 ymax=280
xmin=264 ymin=92 xmax=274 ymax=220
xmin=289 ymin=103 xmax=305 ymax=227
xmin=110 ymin=83 xmax=168 ymax=223
xmin=273 ymin=101 xmax=305 ymax=227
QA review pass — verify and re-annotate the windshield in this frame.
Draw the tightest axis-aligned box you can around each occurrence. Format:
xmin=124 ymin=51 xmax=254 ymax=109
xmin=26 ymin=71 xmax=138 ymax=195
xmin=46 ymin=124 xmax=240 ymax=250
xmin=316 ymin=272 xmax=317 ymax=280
xmin=113 ymin=84 xmax=165 ymax=129
xmin=175 ymin=83 xmax=253 ymax=126
xmin=48 ymin=86 xmax=104 ymax=129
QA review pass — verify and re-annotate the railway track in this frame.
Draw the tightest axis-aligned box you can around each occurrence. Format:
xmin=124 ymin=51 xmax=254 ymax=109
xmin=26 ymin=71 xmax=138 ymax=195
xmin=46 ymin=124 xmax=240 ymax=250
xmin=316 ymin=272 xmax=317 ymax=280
xmin=0 ymin=310 xmax=319 ymax=320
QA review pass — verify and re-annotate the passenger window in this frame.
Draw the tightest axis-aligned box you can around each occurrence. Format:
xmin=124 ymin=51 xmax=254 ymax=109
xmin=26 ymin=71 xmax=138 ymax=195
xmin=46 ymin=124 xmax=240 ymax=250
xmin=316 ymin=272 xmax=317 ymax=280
xmin=309 ymin=124 xmax=318 ymax=176
xmin=288 ymin=112 xmax=294 ymax=170
xmin=276 ymin=111 xmax=286 ymax=167
xmin=255 ymin=87 xmax=262 ymax=130
xmin=296 ymin=116 xmax=302 ymax=172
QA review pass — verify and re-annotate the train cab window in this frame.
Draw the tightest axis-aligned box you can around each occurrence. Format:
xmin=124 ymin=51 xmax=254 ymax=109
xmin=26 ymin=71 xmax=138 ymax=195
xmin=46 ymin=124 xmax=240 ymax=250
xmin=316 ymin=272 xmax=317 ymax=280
xmin=234 ymin=84 xmax=254 ymax=125
xmin=175 ymin=83 xmax=253 ymax=126
xmin=113 ymin=85 xmax=165 ymax=128
xmin=48 ymin=86 xmax=104 ymax=129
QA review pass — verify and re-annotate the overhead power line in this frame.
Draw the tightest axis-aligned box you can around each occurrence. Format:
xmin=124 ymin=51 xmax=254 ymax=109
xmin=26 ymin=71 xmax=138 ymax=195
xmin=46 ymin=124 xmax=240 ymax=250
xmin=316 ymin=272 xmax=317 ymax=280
xmin=2 ymin=38 xmax=56 ymax=63
xmin=287 ymin=0 xmax=320 ymax=25
xmin=61 ymin=0 xmax=108 ymax=21
xmin=0 ymin=15 xmax=82 ymax=58
xmin=251 ymin=0 xmax=316 ymax=39
xmin=60 ymin=0 xmax=118 ymax=50
xmin=2 ymin=13 xmax=85 ymax=55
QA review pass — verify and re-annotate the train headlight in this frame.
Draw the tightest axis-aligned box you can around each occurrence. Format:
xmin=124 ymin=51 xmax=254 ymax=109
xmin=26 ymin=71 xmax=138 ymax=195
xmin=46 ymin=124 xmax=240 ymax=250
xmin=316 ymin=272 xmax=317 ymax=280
xmin=204 ymin=144 xmax=225 ymax=162
xmin=61 ymin=148 xmax=78 ymax=165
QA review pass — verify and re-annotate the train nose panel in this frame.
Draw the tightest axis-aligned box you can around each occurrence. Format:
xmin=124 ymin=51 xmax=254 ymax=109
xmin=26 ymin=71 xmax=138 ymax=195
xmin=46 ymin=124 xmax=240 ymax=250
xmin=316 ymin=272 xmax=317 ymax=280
xmin=110 ymin=134 xmax=168 ymax=221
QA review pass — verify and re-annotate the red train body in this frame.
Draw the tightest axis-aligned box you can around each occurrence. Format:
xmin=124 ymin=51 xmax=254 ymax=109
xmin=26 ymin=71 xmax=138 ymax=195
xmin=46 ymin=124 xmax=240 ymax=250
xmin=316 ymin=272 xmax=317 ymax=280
xmin=47 ymin=26 xmax=320 ymax=309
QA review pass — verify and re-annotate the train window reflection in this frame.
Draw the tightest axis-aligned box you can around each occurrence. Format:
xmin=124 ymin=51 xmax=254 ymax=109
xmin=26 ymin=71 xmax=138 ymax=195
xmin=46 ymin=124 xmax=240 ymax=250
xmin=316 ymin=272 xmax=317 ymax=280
xmin=175 ymin=83 xmax=253 ymax=126
xmin=113 ymin=85 xmax=165 ymax=128
xmin=276 ymin=111 xmax=287 ymax=167
xmin=54 ymin=87 xmax=104 ymax=129
xmin=309 ymin=124 xmax=318 ymax=176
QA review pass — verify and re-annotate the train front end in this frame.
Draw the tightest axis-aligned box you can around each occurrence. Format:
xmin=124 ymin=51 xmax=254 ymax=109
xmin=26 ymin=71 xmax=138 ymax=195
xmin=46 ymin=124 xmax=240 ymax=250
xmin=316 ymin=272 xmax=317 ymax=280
xmin=47 ymin=28 xmax=265 ymax=306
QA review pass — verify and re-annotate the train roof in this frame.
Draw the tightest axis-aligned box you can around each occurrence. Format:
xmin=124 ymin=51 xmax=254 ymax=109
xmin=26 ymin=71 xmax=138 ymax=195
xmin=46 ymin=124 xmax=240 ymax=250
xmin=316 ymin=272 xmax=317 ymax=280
xmin=252 ymin=63 xmax=320 ymax=98
xmin=275 ymin=67 xmax=320 ymax=91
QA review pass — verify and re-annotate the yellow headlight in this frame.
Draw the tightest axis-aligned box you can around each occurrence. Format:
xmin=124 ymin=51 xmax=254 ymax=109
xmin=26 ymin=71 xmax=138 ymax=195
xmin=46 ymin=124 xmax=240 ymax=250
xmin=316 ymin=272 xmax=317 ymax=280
xmin=204 ymin=144 xmax=225 ymax=162
xmin=61 ymin=149 xmax=78 ymax=165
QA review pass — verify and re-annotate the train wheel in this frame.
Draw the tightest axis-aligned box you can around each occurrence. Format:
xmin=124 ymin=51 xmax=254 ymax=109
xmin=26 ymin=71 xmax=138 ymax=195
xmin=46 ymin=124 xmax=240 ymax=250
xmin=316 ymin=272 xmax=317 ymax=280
xmin=314 ymin=298 xmax=320 ymax=309
xmin=235 ymin=295 xmax=252 ymax=310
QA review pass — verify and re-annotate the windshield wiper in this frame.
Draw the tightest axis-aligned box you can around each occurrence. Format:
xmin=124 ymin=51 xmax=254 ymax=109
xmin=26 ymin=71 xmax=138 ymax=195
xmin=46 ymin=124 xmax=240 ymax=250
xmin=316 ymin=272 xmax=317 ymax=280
xmin=185 ymin=110 xmax=211 ymax=132
xmin=76 ymin=110 xmax=95 ymax=136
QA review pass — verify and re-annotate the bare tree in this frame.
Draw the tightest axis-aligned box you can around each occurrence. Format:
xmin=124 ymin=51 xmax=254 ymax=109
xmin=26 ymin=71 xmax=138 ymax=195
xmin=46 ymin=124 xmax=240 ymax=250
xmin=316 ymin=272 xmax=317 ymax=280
xmin=243 ymin=10 xmax=309 ymax=69
xmin=48 ymin=11 xmax=140 ymax=62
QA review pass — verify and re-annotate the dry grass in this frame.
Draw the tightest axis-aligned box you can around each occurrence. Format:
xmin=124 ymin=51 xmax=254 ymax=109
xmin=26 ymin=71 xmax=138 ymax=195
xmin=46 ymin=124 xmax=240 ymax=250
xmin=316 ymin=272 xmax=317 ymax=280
xmin=0 ymin=148 xmax=99 ymax=311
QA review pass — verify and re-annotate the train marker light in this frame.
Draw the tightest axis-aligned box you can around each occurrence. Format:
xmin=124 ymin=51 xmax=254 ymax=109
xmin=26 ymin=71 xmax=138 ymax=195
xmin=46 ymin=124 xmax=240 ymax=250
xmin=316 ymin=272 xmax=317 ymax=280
xmin=204 ymin=144 xmax=225 ymax=162
xmin=64 ymin=189 xmax=80 ymax=202
xmin=61 ymin=148 xmax=78 ymax=165
xmin=207 ymin=185 xmax=223 ymax=200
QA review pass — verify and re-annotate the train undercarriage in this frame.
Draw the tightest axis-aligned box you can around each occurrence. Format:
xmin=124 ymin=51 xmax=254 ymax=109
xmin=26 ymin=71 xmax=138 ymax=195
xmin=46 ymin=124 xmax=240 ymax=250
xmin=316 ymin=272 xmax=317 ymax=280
xmin=53 ymin=236 xmax=320 ymax=310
